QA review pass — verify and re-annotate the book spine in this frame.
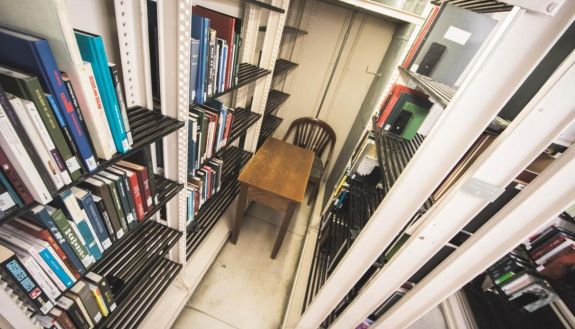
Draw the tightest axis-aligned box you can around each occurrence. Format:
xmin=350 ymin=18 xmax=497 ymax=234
xmin=107 ymin=170 xmax=138 ymax=228
xmin=76 ymin=192 xmax=112 ymax=250
xmin=0 ymin=145 xmax=33 ymax=204
xmin=0 ymin=171 xmax=20 ymax=209
xmin=46 ymin=94 xmax=86 ymax=175
xmin=19 ymin=254 xmax=60 ymax=303
xmin=38 ymin=247 xmax=74 ymax=288
xmin=0 ymin=88 xmax=52 ymax=204
xmin=2 ymin=256 xmax=54 ymax=314
xmin=78 ymin=209 xmax=104 ymax=258
xmin=93 ymin=196 xmax=116 ymax=242
xmin=35 ymin=40 xmax=97 ymax=173
xmin=142 ymin=147 xmax=158 ymax=205
xmin=535 ymin=239 xmax=574 ymax=265
xmin=190 ymin=39 xmax=199 ymax=102
xmin=22 ymin=99 xmax=72 ymax=185
xmin=109 ymin=64 xmax=133 ymax=146
xmin=62 ymin=76 xmax=100 ymax=170
xmin=105 ymin=179 xmax=129 ymax=233
xmin=57 ymin=298 xmax=90 ymax=329
xmin=207 ymin=29 xmax=216 ymax=97
xmin=59 ymin=191 xmax=102 ymax=260
xmin=110 ymin=174 xmax=136 ymax=229
xmin=49 ymin=209 xmax=94 ymax=268
xmin=531 ymin=235 xmax=569 ymax=260
xmin=86 ymin=281 xmax=109 ymax=317
xmin=28 ymin=80 xmax=82 ymax=180
xmin=37 ymin=230 xmax=81 ymax=280
xmin=28 ymin=208 xmax=86 ymax=276
xmin=118 ymin=168 xmax=145 ymax=221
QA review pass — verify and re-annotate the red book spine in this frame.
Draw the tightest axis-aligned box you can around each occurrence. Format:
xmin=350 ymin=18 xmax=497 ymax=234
xmin=9 ymin=221 xmax=81 ymax=279
xmin=126 ymin=171 xmax=145 ymax=221
xmin=0 ymin=145 xmax=34 ymax=204
xmin=223 ymin=110 xmax=234 ymax=147
xmin=138 ymin=167 xmax=153 ymax=212
xmin=531 ymin=234 xmax=569 ymax=261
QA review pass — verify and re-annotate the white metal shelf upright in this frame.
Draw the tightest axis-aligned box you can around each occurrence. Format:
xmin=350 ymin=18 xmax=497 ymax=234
xmin=294 ymin=1 xmax=575 ymax=328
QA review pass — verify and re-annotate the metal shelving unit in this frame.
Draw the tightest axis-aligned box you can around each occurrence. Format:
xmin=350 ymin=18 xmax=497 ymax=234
xmin=430 ymin=0 xmax=513 ymax=13
xmin=257 ymin=114 xmax=284 ymax=148
xmin=259 ymin=25 xmax=308 ymax=34
xmin=273 ymin=58 xmax=299 ymax=77
xmin=265 ymin=89 xmax=291 ymax=115
xmin=398 ymin=67 xmax=457 ymax=107
xmin=244 ymin=0 xmax=286 ymax=13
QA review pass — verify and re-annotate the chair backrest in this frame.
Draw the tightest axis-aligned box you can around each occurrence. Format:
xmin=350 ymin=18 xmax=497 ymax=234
xmin=282 ymin=117 xmax=336 ymax=166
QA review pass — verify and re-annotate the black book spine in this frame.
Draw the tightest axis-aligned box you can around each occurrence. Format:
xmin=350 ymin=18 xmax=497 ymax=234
xmin=93 ymin=196 xmax=116 ymax=243
xmin=0 ymin=88 xmax=57 ymax=194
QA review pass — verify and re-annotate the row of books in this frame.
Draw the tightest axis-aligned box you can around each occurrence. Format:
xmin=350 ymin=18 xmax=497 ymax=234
xmin=187 ymin=157 xmax=224 ymax=226
xmin=0 ymin=159 xmax=156 ymax=319
xmin=375 ymin=84 xmax=433 ymax=141
xmin=188 ymin=99 xmax=235 ymax=175
xmin=0 ymin=24 xmax=135 ymax=207
xmin=1 ymin=247 xmax=114 ymax=329
xmin=191 ymin=6 xmax=243 ymax=104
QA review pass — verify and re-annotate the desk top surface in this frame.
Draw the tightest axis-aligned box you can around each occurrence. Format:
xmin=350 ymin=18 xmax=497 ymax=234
xmin=239 ymin=138 xmax=314 ymax=202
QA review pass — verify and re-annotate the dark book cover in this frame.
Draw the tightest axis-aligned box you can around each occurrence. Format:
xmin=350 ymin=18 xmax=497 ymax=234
xmin=109 ymin=63 xmax=132 ymax=146
xmin=116 ymin=160 xmax=152 ymax=214
xmin=98 ymin=171 xmax=136 ymax=229
xmin=89 ymin=176 xmax=129 ymax=235
xmin=0 ymin=144 xmax=33 ymax=204
xmin=58 ymin=294 xmax=92 ymax=329
xmin=85 ymin=271 xmax=117 ymax=313
xmin=80 ymin=177 xmax=125 ymax=239
xmin=49 ymin=306 xmax=77 ymax=329
xmin=112 ymin=165 xmax=145 ymax=221
xmin=92 ymin=195 xmax=116 ymax=242
xmin=69 ymin=280 xmax=103 ymax=324
xmin=71 ymin=187 xmax=112 ymax=250
xmin=106 ymin=167 xmax=138 ymax=225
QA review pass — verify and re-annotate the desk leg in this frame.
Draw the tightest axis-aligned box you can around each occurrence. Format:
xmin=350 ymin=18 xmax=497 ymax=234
xmin=231 ymin=184 xmax=248 ymax=244
xmin=271 ymin=202 xmax=296 ymax=259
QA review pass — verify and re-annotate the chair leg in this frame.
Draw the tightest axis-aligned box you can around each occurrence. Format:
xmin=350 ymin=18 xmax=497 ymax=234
xmin=308 ymin=182 xmax=318 ymax=206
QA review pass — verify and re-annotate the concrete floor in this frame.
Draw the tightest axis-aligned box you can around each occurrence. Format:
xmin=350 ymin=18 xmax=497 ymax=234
xmin=172 ymin=200 xmax=448 ymax=329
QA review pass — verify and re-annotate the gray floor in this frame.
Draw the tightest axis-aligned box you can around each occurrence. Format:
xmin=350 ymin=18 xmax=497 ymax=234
xmin=172 ymin=201 xmax=448 ymax=329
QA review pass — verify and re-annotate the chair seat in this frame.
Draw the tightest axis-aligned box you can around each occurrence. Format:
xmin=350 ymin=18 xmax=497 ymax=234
xmin=310 ymin=155 xmax=323 ymax=181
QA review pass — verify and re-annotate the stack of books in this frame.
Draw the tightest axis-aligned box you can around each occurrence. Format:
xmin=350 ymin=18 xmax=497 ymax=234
xmin=191 ymin=6 xmax=243 ymax=104
xmin=0 ymin=157 xmax=155 ymax=327
xmin=375 ymin=83 xmax=433 ymax=140
xmin=187 ymin=157 xmax=224 ymax=226
xmin=0 ymin=24 xmax=136 ymax=215
xmin=188 ymin=99 xmax=235 ymax=176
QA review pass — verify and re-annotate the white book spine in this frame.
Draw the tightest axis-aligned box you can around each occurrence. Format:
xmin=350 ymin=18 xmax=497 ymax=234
xmin=21 ymin=98 xmax=72 ymax=185
xmin=9 ymin=96 xmax=64 ymax=189
xmin=18 ymin=254 xmax=60 ymax=303
xmin=69 ymin=62 xmax=117 ymax=159
xmin=0 ymin=100 xmax=51 ymax=204
xmin=0 ymin=229 xmax=65 ymax=291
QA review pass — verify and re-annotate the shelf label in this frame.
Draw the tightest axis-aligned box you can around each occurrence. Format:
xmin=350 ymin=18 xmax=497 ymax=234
xmin=462 ymin=177 xmax=504 ymax=202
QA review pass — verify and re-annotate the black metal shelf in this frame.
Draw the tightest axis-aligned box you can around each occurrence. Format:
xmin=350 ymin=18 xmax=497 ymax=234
xmin=98 ymin=257 xmax=182 ymax=329
xmin=221 ymin=147 xmax=253 ymax=181
xmin=228 ymin=107 xmax=261 ymax=143
xmin=431 ymin=0 xmax=513 ymax=13
xmin=244 ymin=0 xmax=285 ymax=13
xmin=273 ymin=59 xmax=298 ymax=77
xmin=398 ymin=67 xmax=457 ymax=107
xmin=265 ymin=89 xmax=290 ymax=115
xmin=257 ymin=114 xmax=283 ymax=148
xmin=0 ymin=107 xmax=184 ymax=225
xmin=187 ymin=180 xmax=242 ymax=259
xmin=192 ymin=63 xmax=270 ymax=106
xmin=259 ymin=25 xmax=308 ymax=35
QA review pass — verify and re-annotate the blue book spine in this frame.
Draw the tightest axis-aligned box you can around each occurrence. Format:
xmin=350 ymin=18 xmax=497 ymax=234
xmin=191 ymin=15 xmax=209 ymax=104
xmin=0 ymin=170 xmax=22 ymax=207
xmin=187 ymin=189 xmax=193 ymax=225
xmin=75 ymin=191 xmax=112 ymax=250
xmin=190 ymin=38 xmax=199 ymax=103
xmin=220 ymin=43 xmax=228 ymax=93
xmin=74 ymin=32 xmax=130 ymax=153
xmin=27 ymin=207 xmax=86 ymax=275
xmin=38 ymin=248 xmax=74 ymax=288
xmin=187 ymin=119 xmax=197 ymax=175
xmin=75 ymin=220 xmax=102 ymax=260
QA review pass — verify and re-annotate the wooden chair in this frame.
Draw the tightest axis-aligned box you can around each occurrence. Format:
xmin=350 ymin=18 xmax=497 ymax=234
xmin=282 ymin=117 xmax=336 ymax=205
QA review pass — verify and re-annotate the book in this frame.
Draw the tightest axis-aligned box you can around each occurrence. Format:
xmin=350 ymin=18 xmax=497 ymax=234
xmin=13 ymin=250 xmax=61 ymax=303
xmin=382 ymin=92 xmax=432 ymax=133
xmin=191 ymin=14 xmax=210 ymax=104
xmin=56 ymin=190 xmax=103 ymax=261
xmin=79 ymin=177 xmax=125 ymax=240
xmin=9 ymin=218 xmax=81 ymax=280
xmin=0 ymin=65 xmax=79 ymax=182
xmin=85 ymin=272 xmax=116 ymax=313
xmin=24 ymin=205 xmax=86 ymax=276
xmin=190 ymin=38 xmax=200 ymax=102
xmin=117 ymin=160 xmax=153 ymax=213
xmin=0 ymin=244 xmax=54 ymax=314
xmin=188 ymin=113 xmax=199 ymax=174
xmin=206 ymin=28 xmax=217 ymax=96
xmin=109 ymin=63 xmax=132 ymax=146
xmin=0 ymin=26 xmax=97 ymax=173
xmin=111 ymin=165 xmax=145 ymax=221
xmin=123 ymin=147 xmax=157 ymax=206
xmin=0 ymin=145 xmax=33 ymax=205
xmin=71 ymin=187 xmax=112 ymax=250
xmin=83 ymin=279 xmax=109 ymax=317
xmin=192 ymin=6 xmax=236 ymax=89
xmin=0 ymin=170 xmax=22 ymax=209
xmin=63 ymin=292 xmax=95 ymax=329
xmin=68 ymin=280 xmax=102 ymax=324
xmin=105 ymin=167 xmax=139 ymax=224
xmin=74 ymin=30 xmax=130 ymax=153
xmin=57 ymin=295 xmax=91 ymax=329
xmin=0 ymin=87 xmax=52 ymax=204
xmin=92 ymin=195 xmax=116 ymax=243
xmin=376 ymin=84 xmax=427 ymax=128
xmin=89 ymin=176 xmax=129 ymax=235
xmin=50 ymin=307 xmax=77 ymax=329
xmin=97 ymin=171 xmax=136 ymax=229
xmin=8 ymin=94 xmax=65 ymax=190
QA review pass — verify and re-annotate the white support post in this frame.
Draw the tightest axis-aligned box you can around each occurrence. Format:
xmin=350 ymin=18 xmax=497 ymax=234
xmin=114 ymin=0 xmax=154 ymax=108
xmin=332 ymin=49 xmax=575 ymax=329
xmin=0 ymin=287 xmax=38 ymax=329
xmin=233 ymin=4 xmax=260 ymax=110
xmin=157 ymin=0 xmax=191 ymax=264
xmin=372 ymin=117 xmax=575 ymax=329
xmin=503 ymin=0 xmax=565 ymax=16
xmin=241 ymin=0 xmax=290 ymax=154
xmin=295 ymin=3 xmax=575 ymax=327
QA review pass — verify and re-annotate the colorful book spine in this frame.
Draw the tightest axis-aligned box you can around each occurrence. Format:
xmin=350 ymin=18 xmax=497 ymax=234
xmin=0 ymin=145 xmax=33 ymax=205
xmin=71 ymin=187 xmax=112 ymax=250
xmin=109 ymin=63 xmax=133 ymax=146
xmin=92 ymin=195 xmax=116 ymax=242
xmin=47 ymin=206 xmax=95 ymax=268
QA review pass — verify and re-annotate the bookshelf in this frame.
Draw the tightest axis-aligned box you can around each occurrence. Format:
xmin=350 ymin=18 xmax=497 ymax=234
xmin=284 ymin=1 xmax=575 ymax=328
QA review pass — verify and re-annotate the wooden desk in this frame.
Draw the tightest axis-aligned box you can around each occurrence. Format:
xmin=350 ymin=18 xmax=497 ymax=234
xmin=232 ymin=138 xmax=314 ymax=259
